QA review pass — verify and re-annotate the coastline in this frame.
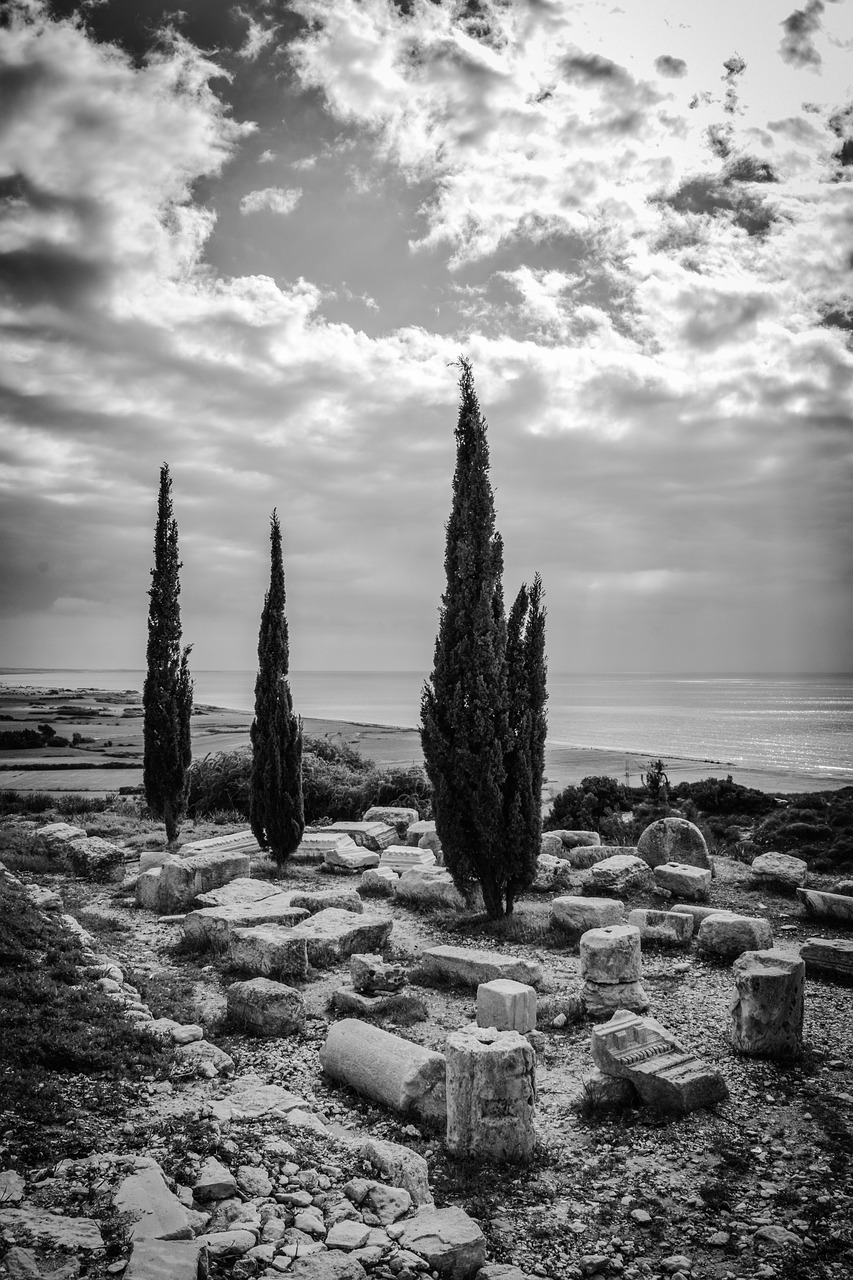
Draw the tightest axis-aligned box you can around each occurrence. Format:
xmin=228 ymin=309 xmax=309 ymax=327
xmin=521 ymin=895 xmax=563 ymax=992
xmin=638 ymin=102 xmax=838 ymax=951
xmin=0 ymin=683 xmax=849 ymax=796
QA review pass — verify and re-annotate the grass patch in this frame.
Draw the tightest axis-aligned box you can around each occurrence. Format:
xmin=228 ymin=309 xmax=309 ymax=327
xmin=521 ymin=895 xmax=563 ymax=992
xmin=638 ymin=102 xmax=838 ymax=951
xmin=73 ymin=907 xmax=133 ymax=936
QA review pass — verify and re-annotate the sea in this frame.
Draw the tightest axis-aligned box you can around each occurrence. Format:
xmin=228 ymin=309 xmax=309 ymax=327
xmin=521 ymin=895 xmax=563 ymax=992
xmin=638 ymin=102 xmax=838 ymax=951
xmin=1 ymin=668 xmax=852 ymax=785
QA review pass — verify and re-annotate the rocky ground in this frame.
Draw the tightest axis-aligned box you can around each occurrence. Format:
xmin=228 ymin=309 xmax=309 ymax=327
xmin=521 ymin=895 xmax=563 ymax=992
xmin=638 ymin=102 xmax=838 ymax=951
xmin=1 ymin=819 xmax=852 ymax=1280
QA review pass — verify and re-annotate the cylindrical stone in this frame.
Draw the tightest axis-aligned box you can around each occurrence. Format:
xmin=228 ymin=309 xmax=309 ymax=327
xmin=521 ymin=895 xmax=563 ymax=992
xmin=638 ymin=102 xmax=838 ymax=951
xmin=476 ymin=979 xmax=537 ymax=1033
xmin=320 ymin=1019 xmax=446 ymax=1123
xmin=580 ymin=924 xmax=642 ymax=984
xmin=730 ymin=949 xmax=805 ymax=1059
xmin=445 ymin=1028 xmax=536 ymax=1163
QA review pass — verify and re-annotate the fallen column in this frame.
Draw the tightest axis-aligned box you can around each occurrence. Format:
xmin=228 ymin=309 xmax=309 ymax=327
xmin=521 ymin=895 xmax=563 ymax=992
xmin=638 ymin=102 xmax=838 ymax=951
xmin=320 ymin=1019 xmax=446 ymax=1123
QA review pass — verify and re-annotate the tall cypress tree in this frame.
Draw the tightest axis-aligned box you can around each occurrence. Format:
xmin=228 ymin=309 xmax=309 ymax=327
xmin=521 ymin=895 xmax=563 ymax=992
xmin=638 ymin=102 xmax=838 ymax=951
xmin=250 ymin=510 xmax=304 ymax=867
xmin=143 ymin=463 xmax=193 ymax=844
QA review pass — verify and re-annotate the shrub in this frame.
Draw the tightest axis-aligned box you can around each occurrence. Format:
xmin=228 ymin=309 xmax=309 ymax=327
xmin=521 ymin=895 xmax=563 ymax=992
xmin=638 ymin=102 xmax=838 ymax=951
xmin=670 ymin=776 xmax=777 ymax=816
xmin=544 ymin=775 xmax=629 ymax=832
xmin=0 ymin=728 xmax=45 ymax=749
xmin=0 ymin=789 xmax=54 ymax=815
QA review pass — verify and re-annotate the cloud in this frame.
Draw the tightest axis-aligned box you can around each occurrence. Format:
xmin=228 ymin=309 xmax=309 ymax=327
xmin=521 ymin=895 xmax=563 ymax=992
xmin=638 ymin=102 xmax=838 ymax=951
xmin=779 ymin=1 xmax=826 ymax=69
xmin=654 ymin=55 xmax=687 ymax=79
xmin=258 ymin=148 xmax=276 ymax=163
xmin=238 ymin=185 xmax=303 ymax=215
xmin=235 ymin=8 xmax=277 ymax=62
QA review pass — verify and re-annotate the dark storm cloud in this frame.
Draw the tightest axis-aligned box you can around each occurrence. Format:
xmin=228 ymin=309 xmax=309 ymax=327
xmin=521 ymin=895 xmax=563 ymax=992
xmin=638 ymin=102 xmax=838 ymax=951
xmin=654 ymin=55 xmax=687 ymax=79
xmin=561 ymin=51 xmax=628 ymax=83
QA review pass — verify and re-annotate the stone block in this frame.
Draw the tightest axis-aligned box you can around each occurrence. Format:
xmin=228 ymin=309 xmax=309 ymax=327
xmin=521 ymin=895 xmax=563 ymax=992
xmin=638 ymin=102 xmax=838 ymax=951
xmin=183 ymin=896 xmax=308 ymax=949
xmin=125 ymin=1238 xmax=207 ymax=1280
xmin=582 ymin=979 xmax=650 ymax=1017
xmin=730 ymin=949 xmax=805 ymax=1058
xmin=290 ymin=1254 xmax=367 ymax=1280
xmin=590 ymin=854 xmax=654 ymax=898
xmin=669 ymin=903 xmax=729 ymax=926
xmin=800 ymin=936 xmax=853 ymax=983
xmin=158 ymin=850 xmax=252 ymax=912
xmin=363 ymin=806 xmax=420 ymax=833
xmin=226 ymin=977 xmax=305 ymax=1035
xmin=288 ymin=908 xmax=392 ymax=967
xmin=67 ymin=836 xmax=124 ymax=881
xmin=532 ymin=854 xmax=585 ymax=893
xmin=396 ymin=868 xmax=468 ymax=909
xmin=228 ymin=925 xmax=309 ymax=981
xmin=193 ymin=1156 xmax=237 ymax=1201
xmin=351 ymin=953 xmax=407 ymax=993
xmin=797 ymin=887 xmax=853 ymax=926
xmin=653 ymin=862 xmax=711 ymax=902
xmin=446 ymin=1028 xmax=536 ymax=1163
xmin=552 ymin=830 xmax=602 ymax=850
xmin=0 ymin=1209 xmax=102 ymax=1251
xmin=113 ymin=1157 xmax=195 ymax=1240
xmin=750 ymin=851 xmax=808 ymax=891
xmin=637 ymin=818 xmax=712 ymax=870
xmin=356 ymin=1137 xmax=433 ymax=1205
xmin=296 ymin=832 xmax=361 ymax=862
xmin=592 ymin=1008 xmax=728 ymax=1112
xmin=34 ymin=822 xmax=87 ymax=852
xmin=179 ymin=831 xmax=261 ymax=858
xmin=406 ymin=820 xmax=437 ymax=847
xmin=580 ymin=924 xmax=642 ymax=984
xmin=697 ymin=913 xmax=774 ymax=963
xmin=380 ymin=845 xmax=437 ymax=874
xmin=550 ymin=896 xmax=624 ymax=941
xmin=287 ymin=887 xmax=365 ymax=915
xmin=332 ymin=988 xmax=427 ymax=1020
xmin=325 ymin=821 xmax=397 ymax=852
xmin=195 ymin=878 xmax=280 ymax=909
xmin=136 ymin=868 xmax=163 ymax=911
xmin=325 ymin=846 xmax=380 ymax=870
xmin=476 ymin=979 xmax=537 ymax=1033
xmin=395 ymin=1206 xmax=486 ymax=1279
xmin=627 ymin=908 xmax=694 ymax=946
xmin=320 ymin=1019 xmax=446 ymax=1123
xmin=420 ymin=945 xmax=542 ymax=989
xmin=360 ymin=867 xmax=399 ymax=895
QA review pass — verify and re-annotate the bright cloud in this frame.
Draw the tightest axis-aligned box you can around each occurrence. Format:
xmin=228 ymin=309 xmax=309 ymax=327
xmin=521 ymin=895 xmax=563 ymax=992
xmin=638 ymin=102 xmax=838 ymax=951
xmin=239 ymin=185 xmax=303 ymax=215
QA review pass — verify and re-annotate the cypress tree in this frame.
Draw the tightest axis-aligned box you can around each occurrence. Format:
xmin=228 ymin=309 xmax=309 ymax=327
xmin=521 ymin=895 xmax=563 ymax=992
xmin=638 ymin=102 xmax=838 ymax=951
xmin=250 ymin=510 xmax=304 ymax=867
xmin=143 ymin=463 xmax=193 ymax=844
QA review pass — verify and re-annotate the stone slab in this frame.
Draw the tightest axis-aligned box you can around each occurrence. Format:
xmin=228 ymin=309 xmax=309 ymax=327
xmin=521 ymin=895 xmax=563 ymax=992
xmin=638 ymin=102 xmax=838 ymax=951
xmin=332 ymin=988 xmax=427 ymax=1019
xmin=295 ymin=832 xmax=361 ymax=861
xmin=800 ymin=936 xmax=853 ymax=983
xmin=420 ymin=945 xmax=542 ymax=989
xmin=395 ymin=869 xmax=468 ymax=909
xmin=288 ymin=908 xmax=393 ymax=967
xmin=627 ymin=908 xmax=694 ymax=945
xmin=179 ymin=831 xmax=261 ymax=858
xmin=750 ymin=852 xmax=808 ymax=891
xmin=697 ymin=913 xmax=774 ymax=962
xmin=797 ymin=887 xmax=853 ymax=926
xmin=196 ymin=878 xmax=281 ymax=909
xmin=395 ymin=1206 xmax=486 ymax=1279
xmin=653 ymin=862 xmax=711 ymax=902
xmin=325 ymin=821 xmax=397 ymax=851
xmin=228 ymin=925 xmax=309 ymax=980
xmin=184 ymin=896 xmax=308 ymax=948
xmin=380 ymin=845 xmax=437 ymax=874
xmin=0 ymin=1208 xmax=103 ymax=1251
xmin=589 ymin=854 xmax=654 ymax=897
xmin=158 ymin=850 xmax=252 ymax=912
xmin=113 ymin=1158 xmax=195 ymax=1241
xmin=125 ymin=1237 xmax=207 ymax=1280
xmin=551 ymin=896 xmax=624 ymax=941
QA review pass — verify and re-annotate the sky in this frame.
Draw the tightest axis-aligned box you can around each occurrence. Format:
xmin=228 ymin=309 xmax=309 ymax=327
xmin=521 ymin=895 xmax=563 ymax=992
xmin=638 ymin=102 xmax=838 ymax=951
xmin=1 ymin=0 xmax=852 ymax=676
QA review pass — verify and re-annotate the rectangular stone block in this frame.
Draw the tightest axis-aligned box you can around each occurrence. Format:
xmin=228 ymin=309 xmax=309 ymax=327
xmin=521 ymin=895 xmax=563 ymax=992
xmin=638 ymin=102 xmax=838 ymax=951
xmin=179 ymin=831 xmax=261 ymax=858
xmin=136 ymin=867 xmax=163 ymax=911
xmin=800 ymin=936 xmax=853 ymax=983
xmin=653 ymin=862 xmax=711 ymax=901
xmin=325 ymin=821 xmax=397 ymax=851
xmin=183 ymin=897 xmax=308 ymax=949
xmin=380 ymin=845 xmax=437 ymax=874
xmin=294 ymin=832 xmax=360 ymax=862
xmin=159 ymin=850 xmax=252 ymax=912
xmin=627 ymin=908 xmax=694 ymax=946
xmin=287 ymin=908 xmax=393 ymax=968
xmin=420 ymin=945 xmax=542 ymax=990
xmin=476 ymin=979 xmax=537 ymax=1033
xmin=195 ymin=878 xmax=280 ymax=908
xmin=228 ymin=926 xmax=309 ymax=981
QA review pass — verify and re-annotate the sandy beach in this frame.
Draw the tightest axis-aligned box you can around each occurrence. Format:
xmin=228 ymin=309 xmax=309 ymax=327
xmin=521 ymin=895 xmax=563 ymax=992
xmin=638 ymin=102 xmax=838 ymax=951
xmin=1 ymin=683 xmax=849 ymax=796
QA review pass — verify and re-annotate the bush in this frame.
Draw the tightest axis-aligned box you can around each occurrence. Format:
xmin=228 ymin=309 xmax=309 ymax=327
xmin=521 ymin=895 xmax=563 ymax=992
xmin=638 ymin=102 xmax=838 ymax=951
xmin=0 ymin=728 xmax=46 ymax=749
xmin=671 ymin=777 xmax=777 ymax=816
xmin=0 ymin=789 xmax=54 ymax=814
xmin=544 ymin=775 xmax=629 ymax=833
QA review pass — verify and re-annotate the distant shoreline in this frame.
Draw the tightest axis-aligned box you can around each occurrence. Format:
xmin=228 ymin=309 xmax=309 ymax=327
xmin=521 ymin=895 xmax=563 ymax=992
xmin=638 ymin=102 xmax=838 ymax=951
xmin=1 ymin=683 xmax=850 ymax=796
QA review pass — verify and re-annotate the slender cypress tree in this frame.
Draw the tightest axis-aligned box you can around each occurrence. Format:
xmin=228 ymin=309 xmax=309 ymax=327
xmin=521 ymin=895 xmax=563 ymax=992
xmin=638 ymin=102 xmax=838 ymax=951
xmin=250 ymin=511 xmax=304 ymax=867
xmin=143 ymin=463 xmax=193 ymax=844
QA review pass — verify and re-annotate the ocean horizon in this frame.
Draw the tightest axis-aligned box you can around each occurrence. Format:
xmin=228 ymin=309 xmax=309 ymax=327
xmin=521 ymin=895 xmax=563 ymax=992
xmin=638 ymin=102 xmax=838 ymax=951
xmin=2 ymin=667 xmax=852 ymax=783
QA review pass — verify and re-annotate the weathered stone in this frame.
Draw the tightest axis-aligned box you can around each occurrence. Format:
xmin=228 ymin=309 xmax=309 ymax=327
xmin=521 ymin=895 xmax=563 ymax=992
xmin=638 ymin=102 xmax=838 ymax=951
xmin=326 ymin=1220 xmax=371 ymax=1251
xmin=364 ymin=1184 xmax=412 ymax=1225
xmin=332 ymin=988 xmax=427 ymax=1020
xmin=197 ymin=1229 xmax=257 ymax=1257
xmin=34 ymin=822 xmax=87 ymax=852
xmin=135 ymin=867 xmax=163 ymax=910
xmin=637 ymin=817 xmax=712 ymax=870
xmin=173 ymin=1039 xmax=235 ymax=1078
xmin=476 ymin=979 xmax=537 ymax=1033
xmin=580 ymin=924 xmax=642 ymax=985
xmin=395 ymin=1206 xmax=486 ymax=1279
xmin=395 ymin=869 xmax=468 ymax=909
xmin=380 ymin=845 xmax=437 ymax=874
xmin=653 ymin=862 xmax=711 ymax=902
xmin=590 ymin=854 xmax=654 ymax=898
xmin=226 ymin=977 xmax=305 ymax=1036
xmin=669 ymin=903 xmax=729 ymax=926
xmin=289 ymin=1254 xmax=367 ymax=1280
xmin=194 ymin=1156 xmax=238 ymax=1201
xmin=125 ymin=1238 xmax=206 ymax=1280
xmin=360 ymin=867 xmax=399 ymax=895
xmin=697 ymin=913 xmax=774 ymax=963
xmin=0 ymin=1171 xmax=25 ymax=1204
xmin=196 ymin=878 xmax=281 ymax=909
xmin=228 ymin=926 xmax=309 ymax=981
xmin=540 ymin=832 xmax=566 ymax=859
xmin=204 ymin=1073 xmax=308 ymax=1122
xmin=288 ymin=888 xmax=365 ymax=915
xmin=531 ymin=854 xmax=585 ymax=893
xmin=564 ymin=844 xmax=612 ymax=869
xmin=750 ymin=851 xmax=808 ymax=891
xmin=592 ymin=1008 xmax=728 ymax=1112
xmin=237 ymin=1165 xmax=273 ymax=1197
xmin=147 ymin=1017 xmax=204 ymax=1045
xmin=288 ymin=909 xmax=392 ymax=967
xmin=363 ymin=806 xmax=420 ymax=833
xmin=579 ymin=1068 xmax=638 ymax=1109
xmin=356 ymin=1137 xmax=433 ymax=1205
xmin=418 ymin=829 xmax=444 ymax=862
xmin=0 ymin=1208 xmax=103 ymax=1251
xmin=183 ymin=897 xmax=308 ymax=949
xmin=730 ymin=949 xmax=805 ymax=1058
xmin=552 ymin=830 xmax=602 ymax=850
xmin=179 ymin=830 xmax=261 ymax=858
xmin=320 ymin=1019 xmax=446 ymax=1123
xmin=113 ymin=1157 xmax=195 ymax=1240
xmin=582 ymin=979 xmax=650 ymax=1017
xmin=67 ymin=836 xmax=124 ymax=881
xmin=351 ymin=953 xmax=408 ymax=993
xmin=797 ymin=887 xmax=853 ymax=925
xmin=445 ymin=1028 xmax=536 ymax=1163
xmin=325 ymin=846 xmax=380 ymax=870
xmin=406 ymin=820 xmax=437 ymax=847
xmin=158 ymin=850 xmax=252 ymax=912
xmin=421 ymin=945 xmax=542 ymax=989
xmin=551 ymin=895 xmax=623 ymax=941
xmin=296 ymin=832 xmax=362 ymax=862
xmin=627 ymin=907 xmax=694 ymax=946
xmin=326 ymin=821 xmax=397 ymax=852
xmin=800 ymin=936 xmax=853 ymax=983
